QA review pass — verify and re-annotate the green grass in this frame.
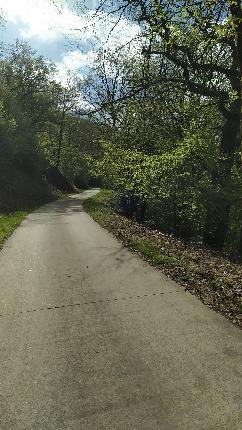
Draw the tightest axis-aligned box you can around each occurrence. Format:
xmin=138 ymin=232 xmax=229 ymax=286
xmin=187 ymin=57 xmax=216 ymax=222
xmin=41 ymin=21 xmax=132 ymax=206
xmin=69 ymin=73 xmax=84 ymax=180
xmin=0 ymin=192 xmax=64 ymax=249
xmin=0 ymin=190 xmax=82 ymax=250
xmin=0 ymin=211 xmax=29 ymax=249
xmin=130 ymin=239 xmax=182 ymax=267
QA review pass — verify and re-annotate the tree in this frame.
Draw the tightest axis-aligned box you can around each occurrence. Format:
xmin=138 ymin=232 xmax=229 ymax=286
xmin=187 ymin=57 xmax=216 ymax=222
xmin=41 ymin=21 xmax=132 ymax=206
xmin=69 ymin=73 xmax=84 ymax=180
xmin=97 ymin=0 xmax=242 ymax=165
xmin=51 ymin=78 xmax=79 ymax=167
xmin=78 ymin=49 xmax=144 ymax=127
xmin=92 ymin=0 xmax=242 ymax=248
xmin=0 ymin=41 xmax=55 ymax=125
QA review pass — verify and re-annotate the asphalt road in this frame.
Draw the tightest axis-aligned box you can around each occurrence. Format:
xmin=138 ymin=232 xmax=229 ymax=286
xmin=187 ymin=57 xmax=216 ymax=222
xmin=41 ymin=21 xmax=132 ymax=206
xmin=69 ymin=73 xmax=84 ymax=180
xmin=0 ymin=189 xmax=241 ymax=430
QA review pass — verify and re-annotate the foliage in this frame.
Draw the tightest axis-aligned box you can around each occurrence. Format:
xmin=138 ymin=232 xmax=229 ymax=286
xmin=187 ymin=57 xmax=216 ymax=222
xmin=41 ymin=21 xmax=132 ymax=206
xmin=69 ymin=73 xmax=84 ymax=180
xmin=92 ymin=113 xmax=234 ymax=244
xmin=0 ymin=40 xmax=98 ymax=214
xmin=85 ymin=2 xmax=242 ymax=256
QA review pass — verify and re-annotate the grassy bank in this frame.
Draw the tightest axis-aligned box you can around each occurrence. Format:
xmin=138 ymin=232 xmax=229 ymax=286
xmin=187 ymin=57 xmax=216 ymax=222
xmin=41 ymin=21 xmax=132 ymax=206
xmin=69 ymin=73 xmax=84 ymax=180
xmin=0 ymin=211 xmax=30 ymax=249
xmin=84 ymin=189 xmax=242 ymax=328
xmin=0 ymin=193 xmax=62 ymax=250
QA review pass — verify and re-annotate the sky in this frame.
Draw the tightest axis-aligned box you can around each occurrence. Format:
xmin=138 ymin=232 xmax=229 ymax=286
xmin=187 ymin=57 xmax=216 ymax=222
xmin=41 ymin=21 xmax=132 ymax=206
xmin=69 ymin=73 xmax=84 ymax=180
xmin=0 ymin=0 xmax=140 ymax=84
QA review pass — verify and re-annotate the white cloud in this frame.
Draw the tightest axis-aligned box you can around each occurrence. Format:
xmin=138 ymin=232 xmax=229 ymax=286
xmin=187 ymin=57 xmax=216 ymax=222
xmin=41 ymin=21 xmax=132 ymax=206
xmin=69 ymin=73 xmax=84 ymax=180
xmin=0 ymin=0 xmax=64 ymax=41
xmin=55 ymin=50 xmax=97 ymax=84
xmin=0 ymin=0 xmax=141 ymax=84
xmin=59 ymin=50 xmax=97 ymax=70
xmin=0 ymin=0 xmax=140 ymax=45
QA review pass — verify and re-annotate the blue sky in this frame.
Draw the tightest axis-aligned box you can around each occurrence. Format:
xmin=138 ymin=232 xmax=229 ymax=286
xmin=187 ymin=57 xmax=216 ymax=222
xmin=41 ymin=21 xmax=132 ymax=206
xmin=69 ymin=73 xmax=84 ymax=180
xmin=0 ymin=0 xmax=140 ymax=83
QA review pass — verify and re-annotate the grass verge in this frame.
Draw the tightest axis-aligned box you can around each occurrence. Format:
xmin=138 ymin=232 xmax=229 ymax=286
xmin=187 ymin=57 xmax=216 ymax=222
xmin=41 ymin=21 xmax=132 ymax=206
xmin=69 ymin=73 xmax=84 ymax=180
xmin=0 ymin=211 xmax=30 ymax=249
xmin=83 ymin=190 xmax=119 ymax=233
xmin=0 ymin=192 xmax=65 ymax=250
xmin=84 ymin=189 xmax=242 ymax=328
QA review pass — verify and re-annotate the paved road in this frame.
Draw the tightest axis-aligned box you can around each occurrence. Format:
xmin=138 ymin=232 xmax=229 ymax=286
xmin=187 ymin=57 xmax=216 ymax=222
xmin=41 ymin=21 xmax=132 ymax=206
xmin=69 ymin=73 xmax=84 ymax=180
xmin=0 ymin=190 xmax=241 ymax=430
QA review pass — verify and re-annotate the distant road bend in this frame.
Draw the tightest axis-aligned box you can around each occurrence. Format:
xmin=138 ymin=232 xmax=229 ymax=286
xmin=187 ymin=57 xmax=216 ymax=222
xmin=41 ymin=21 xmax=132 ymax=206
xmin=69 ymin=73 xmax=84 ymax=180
xmin=0 ymin=189 xmax=241 ymax=429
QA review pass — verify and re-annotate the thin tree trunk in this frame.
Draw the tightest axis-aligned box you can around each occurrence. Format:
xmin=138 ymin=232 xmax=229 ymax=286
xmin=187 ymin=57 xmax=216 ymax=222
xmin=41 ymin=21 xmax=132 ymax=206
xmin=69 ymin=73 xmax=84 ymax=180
xmin=230 ymin=0 xmax=242 ymax=162
xmin=214 ymin=98 xmax=241 ymax=248
xmin=56 ymin=108 xmax=65 ymax=167
xmin=173 ymin=199 xmax=177 ymax=235
xmin=239 ymin=227 xmax=242 ymax=257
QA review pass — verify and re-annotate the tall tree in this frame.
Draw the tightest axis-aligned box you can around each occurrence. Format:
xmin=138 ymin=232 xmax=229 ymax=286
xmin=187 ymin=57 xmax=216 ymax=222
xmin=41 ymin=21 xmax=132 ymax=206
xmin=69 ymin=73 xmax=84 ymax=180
xmin=92 ymin=0 xmax=242 ymax=247
xmin=78 ymin=49 xmax=144 ymax=127
xmin=51 ymin=78 xmax=79 ymax=167
xmin=98 ymin=0 xmax=242 ymax=165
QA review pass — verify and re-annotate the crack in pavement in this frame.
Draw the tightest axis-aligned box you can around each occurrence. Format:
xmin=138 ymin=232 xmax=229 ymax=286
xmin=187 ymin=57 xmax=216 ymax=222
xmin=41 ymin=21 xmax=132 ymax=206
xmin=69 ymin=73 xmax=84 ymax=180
xmin=0 ymin=290 xmax=181 ymax=319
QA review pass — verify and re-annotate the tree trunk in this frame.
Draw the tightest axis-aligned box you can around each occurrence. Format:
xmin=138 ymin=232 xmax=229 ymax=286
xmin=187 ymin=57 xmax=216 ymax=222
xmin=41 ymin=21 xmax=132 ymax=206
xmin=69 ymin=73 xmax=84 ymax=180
xmin=212 ymin=1 xmax=242 ymax=249
xmin=230 ymin=0 xmax=242 ymax=162
xmin=172 ymin=199 xmax=178 ymax=235
xmin=56 ymin=108 xmax=65 ymax=167
xmin=220 ymin=100 xmax=240 ymax=162
xmin=212 ymin=100 xmax=241 ymax=248
xmin=239 ymin=227 xmax=242 ymax=257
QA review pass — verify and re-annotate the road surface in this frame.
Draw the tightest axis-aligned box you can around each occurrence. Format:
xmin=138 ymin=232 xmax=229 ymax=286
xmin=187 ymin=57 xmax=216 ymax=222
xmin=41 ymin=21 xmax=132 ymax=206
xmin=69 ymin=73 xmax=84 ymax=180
xmin=0 ymin=190 xmax=241 ymax=430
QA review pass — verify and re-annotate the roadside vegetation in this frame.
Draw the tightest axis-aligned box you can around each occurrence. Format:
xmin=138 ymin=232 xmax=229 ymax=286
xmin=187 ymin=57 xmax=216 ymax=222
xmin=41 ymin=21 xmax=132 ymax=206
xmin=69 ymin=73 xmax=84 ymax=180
xmin=0 ymin=190 xmax=64 ymax=249
xmin=0 ymin=39 xmax=99 ymax=238
xmin=0 ymin=211 xmax=29 ymax=249
xmin=84 ymin=190 xmax=242 ymax=328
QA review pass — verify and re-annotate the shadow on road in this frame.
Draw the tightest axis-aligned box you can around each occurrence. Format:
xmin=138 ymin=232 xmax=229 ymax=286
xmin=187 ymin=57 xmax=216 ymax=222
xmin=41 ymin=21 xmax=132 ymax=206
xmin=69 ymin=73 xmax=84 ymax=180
xmin=33 ymin=189 xmax=100 ymax=217
xmin=34 ymin=198 xmax=85 ymax=216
